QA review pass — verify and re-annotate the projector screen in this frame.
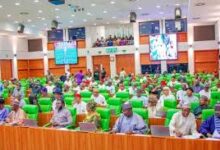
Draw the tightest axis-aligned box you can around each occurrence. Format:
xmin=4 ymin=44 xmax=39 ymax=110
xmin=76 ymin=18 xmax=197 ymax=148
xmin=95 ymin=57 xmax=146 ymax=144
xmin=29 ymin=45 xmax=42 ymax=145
xmin=149 ymin=34 xmax=177 ymax=60
xmin=54 ymin=41 xmax=78 ymax=65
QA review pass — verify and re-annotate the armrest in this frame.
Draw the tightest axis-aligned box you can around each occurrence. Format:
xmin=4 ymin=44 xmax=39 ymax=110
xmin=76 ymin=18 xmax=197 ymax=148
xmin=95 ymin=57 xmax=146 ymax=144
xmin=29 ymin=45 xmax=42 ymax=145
xmin=43 ymin=122 xmax=52 ymax=127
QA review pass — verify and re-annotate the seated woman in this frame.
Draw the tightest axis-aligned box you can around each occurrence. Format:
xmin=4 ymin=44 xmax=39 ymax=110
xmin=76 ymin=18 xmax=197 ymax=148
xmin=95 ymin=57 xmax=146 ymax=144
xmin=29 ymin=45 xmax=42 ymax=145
xmin=83 ymin=101 xmax=101 ymax=129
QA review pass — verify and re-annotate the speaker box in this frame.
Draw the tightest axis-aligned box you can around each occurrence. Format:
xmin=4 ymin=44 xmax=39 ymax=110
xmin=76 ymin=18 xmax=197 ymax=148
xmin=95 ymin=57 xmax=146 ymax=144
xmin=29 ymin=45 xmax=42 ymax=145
xmin=17 ymin=24 xmax=25 ymax=33
xmin=130 ymin=12 xmax=136 ymax=23
xmin=51 ymin=20 xmax=58 ymax=30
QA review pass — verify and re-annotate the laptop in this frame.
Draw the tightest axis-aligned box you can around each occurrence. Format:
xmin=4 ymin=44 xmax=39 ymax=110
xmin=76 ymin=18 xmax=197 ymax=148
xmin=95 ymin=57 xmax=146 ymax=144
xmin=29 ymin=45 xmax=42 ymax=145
xmin=79 ymin=122 xmax=97 ymax=132
xmin=150 ymin=125 xmax=170 ymax=137
xmin=23 ymin=119 xmax=38 ymax=127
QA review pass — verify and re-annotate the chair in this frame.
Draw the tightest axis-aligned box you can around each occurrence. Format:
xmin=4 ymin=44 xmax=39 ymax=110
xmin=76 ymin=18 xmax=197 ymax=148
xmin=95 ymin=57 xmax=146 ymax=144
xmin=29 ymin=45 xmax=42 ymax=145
xmin=64 ymin=92 xmax=74 ymax=99
xmin=164 ymin=109 xmax=179 ymax=127
xmin=22 ymin=105 xmax=39 ymax=120
xmin=99 ymin=89 xmax=108 ymax=93
xmin=107 ymin=98 xmax=122 ymax=115
xmin=101 ymin=93 xmax=110 ymax=101
xmin=133 ymin=108 xmax=148 ymax=124
xmin=190 ymin=101 xmax=200 ymax=112
xmin=163 ymin=99 xmax=177 ymax=111
xmin=2 ymin=88 xmax=9 ymax=99
xmin=64 ymin=97 xmax=73 ymax=108
xmin=210 ymin=98 xmax=220 ymax=108
xmin=38 ymin=97 xmax=52 ymax=113
xmin=116 ymin=92 xmax=130 ymax=102
xmin=202 ymin=109 xmax=215 ymax=121
xmin=193 ymin=93 xmax=200 ymax=99
xmin=96 ymin=107 xmax=111 ymax=131
xmin=130 ymin=99 xmax=143 ymax=108
xmin=66 ymin=107 xmax=77 ymax=129
xmin=82 ymin=97 xmax=91 ymax=103
xmin=211 ymin=91 xmax=220 ymax=100
xmin=80 ymin=91 xmax=92 ymax=98
xmin=24 ymin=97 xmax=30 ymax=104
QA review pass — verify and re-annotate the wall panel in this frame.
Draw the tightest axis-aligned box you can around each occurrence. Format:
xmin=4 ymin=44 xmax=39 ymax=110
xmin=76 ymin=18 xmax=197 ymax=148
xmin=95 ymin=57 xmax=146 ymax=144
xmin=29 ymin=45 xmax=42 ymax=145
xmin=70 ymin=57 xmax=87 ymax=74
xmin=48 ymin=59 xmax=65 ymax=76
xmin=93 ymin=55 xmax=110 ymax=76
xmin=116 ymin=54 xmax=135 ymax=74
xmin=0 ymin=60 xmax=12 ymax=80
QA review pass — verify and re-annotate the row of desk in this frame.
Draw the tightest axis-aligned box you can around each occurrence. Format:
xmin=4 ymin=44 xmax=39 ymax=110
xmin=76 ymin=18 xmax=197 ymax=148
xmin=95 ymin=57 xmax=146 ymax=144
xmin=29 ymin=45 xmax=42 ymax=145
xmin=0 ymin=125 xmax=219 ymax=150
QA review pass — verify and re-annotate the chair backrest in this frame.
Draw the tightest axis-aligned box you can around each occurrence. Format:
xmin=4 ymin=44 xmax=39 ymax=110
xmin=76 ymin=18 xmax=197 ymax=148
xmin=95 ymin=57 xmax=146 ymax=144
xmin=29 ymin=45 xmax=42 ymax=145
xmin=64 ymin=93 xmax=74 ymax=98
xmin=101 ymin=93 xmax=110 ymax=101
xmin=67 ymin=107 xmax=77 ymax=126
xmin=38 ymin=98 xmax=52 ymax=113
xmin=130 ymin=99 xmax=143 ymax=108
xmin=211 ymin=91 xmax=220 ymax=100
xmin=99 ymin=89 xmax=107 ymax=93
xmin=210 ymin=99 xmax=220 ymax=108
xmin=23 ymin=105 xmax=38 ymax=120
xmin=116 ymin=92 xmax=130 ymax=99
xmin=133 ymin=108 xmax=148 ymax=123
xmin=80 ymin=91 xmax=92 ymax=98
xmin=190 ymin=101 xmax=200 ymax=112
xmin=163 ymin=99 xmax=177 ymax=109
xmin=64 ymin=97 xmax=73 ymax=107
xmin=164 ymin=109 xmax=179 ymax=127
xmin=96 ymin=107 xmax=111 ymax=131
xmin=107 ymin=98 xmax=122 ymax=106
xmin=202 ymin=109 xmax=215 ymax=121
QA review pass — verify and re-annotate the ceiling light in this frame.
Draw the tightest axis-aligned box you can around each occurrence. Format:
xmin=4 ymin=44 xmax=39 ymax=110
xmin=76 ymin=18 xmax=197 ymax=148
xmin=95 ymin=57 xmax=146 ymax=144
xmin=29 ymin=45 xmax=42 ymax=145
xmin=91 ymin=3 xmax=96 ymax=7
xmin=87 ymin=12 xmax=92 ymax=16
xmin=175 ymin=3 xmax=180 ymax=6
xmin=138 ymin=7 xmax=142 ymax=10
xmin=103 ymin=10 xmax=108 ymax=13
xmin=41 ymin=17 xmax=45 ymax=20
xmin=70 ymin=20 xmax=73 ymax=23
xmin=15 ymin=2 xmax=20 ymax=6
xmin=83 ymin=19 xmax=87 ymax=22
xmin=7 ymin=14 xmax=11 ymax=17
xmin=156 ymin=5 xmax=160 ymax=8
xmin=56 ymin=16 xmax=60 ymax=19
xmin=94 ymin=23 xmax=97 ymax=26
xmin=0 ymin=5 xmax=3 ymax=8
xmin=159 ymin=12 xmax=164 ymax=14
xmin=71 ymin=14 xmax=75 ymax=17
xmin=14 ymin=21 xmax=19 ymax=24
xmin=106 ymin=22 xmax=110 ymax=24
xmin=34 ymin=0 xmax=39 ymax=3
xmin=55 ymin=8 xmax=60 ymax=11
xmin=112 ymin=16 xmax=116 ymax=19
xmin=38 ymin=10 xmax=42 ymax=13
xmin=27 ymin=19 xmax=32 ymax=22
xmin=110 ymin=1 xmax=115 ymax=4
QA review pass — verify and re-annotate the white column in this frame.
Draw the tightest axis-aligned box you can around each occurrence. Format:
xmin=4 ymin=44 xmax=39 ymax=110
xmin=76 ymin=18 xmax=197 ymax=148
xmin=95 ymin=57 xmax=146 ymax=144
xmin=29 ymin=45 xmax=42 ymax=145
xmin=86 ymin=51 xmax=93 ymax=72
xmin=133 ymin=22 xmax=141 ymax=75
xmin=187 ymin=24 xmax=194 ymax=74
xmin=160 ymin=19 xmax=167 ymax=73
xmin=0 ymin=61 xmax=1 ymax=80
xmin=215 ymin=20 xmax=220 ymax=78
xmin=63 ymin=28 xmax=70 ymax=72
xmin=110 ymin=54 xmax=116 ymax=77
xmin=42 ymin=33 xmax=48 ymax=75
xmin=134 ymin=50 xmax=141 ymax=75
xmin=12 ymin=36 xmax=18 ymax=78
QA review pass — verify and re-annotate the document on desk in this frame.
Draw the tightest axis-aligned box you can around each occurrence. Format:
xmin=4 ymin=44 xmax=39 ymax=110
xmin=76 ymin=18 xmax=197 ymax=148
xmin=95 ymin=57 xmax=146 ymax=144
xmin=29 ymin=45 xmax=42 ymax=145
xmin=205 ymin=138 xmax=220 ymax=141
xmin=182 ymin=135 xmax=200 ymax=139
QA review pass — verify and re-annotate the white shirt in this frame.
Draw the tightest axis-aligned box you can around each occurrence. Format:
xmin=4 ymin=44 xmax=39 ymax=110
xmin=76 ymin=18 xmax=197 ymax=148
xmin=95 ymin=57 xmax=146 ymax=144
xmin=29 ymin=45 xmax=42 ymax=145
xmin=91 ymin=94 xmax=107 ymax=106
xmin=179 ymin=95 xmax=198 ymax=107
xmin=176 ymin=90 xmax=186 ymax=101
xmin=73 ymin=101 xmax=87 ymax=114
xmin=106 ymin=85 xmax=115 ymax=95
xmin=46 ymin=85 xmax=55 ymax=94
xmin=118 ymin=89 xmax=127 ymax=92
xmin=199 ymin=89 xmax=211 ymax=99
xmin=52 ymin=99 xmax=58 ymax=111
xmin=129 ymin=87 xmax=137 ymax=96
xmin=158 ymin=94 xmax=175 ymax=107
xmin=98 ymin=84 xmax=106 ymax=89
xmin=64 ymin=80 xmax=72 ymax=87
xmin=169 ymin=111 xmax=200 ymax=137
xmin=119 ymin=70 xmax=126 ymax=78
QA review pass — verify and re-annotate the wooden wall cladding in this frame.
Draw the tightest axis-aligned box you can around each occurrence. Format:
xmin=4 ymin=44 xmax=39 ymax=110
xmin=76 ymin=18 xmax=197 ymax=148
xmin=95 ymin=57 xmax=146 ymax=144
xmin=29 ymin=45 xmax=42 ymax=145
xmin=116 ymin=54 xmax=135 ymax=74
xmin=167 ymin=51 xmax=188 ymax=64
xmin=177 ymin=32 xmax=187 ymax=42
xmin=47 ymin=42 xmax=55 ymax=51
xmin=48 ymin=59 xmax=65 ymax=76
xmin=17 ymin=60 xmax=29 ymax=79
xmin=70 ymin=57 xmax=87 ymax=74
xmin=0 ymin=60 xmax=12 ymax=80
xmin=139 ymin=35 xmax=149 ymax=45
xmin=77 ymin=40 xmax=86 ymax=49
xmin=28 ymin=59 xmax=44 ymax=77
xmin=140 ymin=53 xmax=160 ymax=65
xmin=93 ymin=55 xmax=110 ymax=76
xmin=194 ymin=50 xmax=219 ymax=73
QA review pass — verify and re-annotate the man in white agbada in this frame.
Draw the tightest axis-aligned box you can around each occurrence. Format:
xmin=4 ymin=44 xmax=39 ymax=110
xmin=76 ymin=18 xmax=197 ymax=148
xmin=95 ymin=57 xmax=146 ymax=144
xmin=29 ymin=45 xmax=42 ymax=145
xmin=169 ymin=104 xmax=201 ymax=137
xmin=91 ymin=88 xmax=107 ymax=106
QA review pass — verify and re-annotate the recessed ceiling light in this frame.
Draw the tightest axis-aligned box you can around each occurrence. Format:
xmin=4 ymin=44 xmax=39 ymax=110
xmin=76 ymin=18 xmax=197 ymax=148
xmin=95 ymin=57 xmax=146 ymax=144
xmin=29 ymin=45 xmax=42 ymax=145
xmin=138 ymin=7 xmax=142 ymax=10
xmin=175 ymin=3 xmax=180 ymax=6
xmin=34 ymin=0 xmax=39 ymax=3
xmin=83 ymin=19 xmax=87 ymax=22
xmin=27 ymin=19 xmax=32 ymax=22
xmin=56 ymin=16 xmax=60 ymax=19
xmin=91 ymin=3 xmax=96 ymax=7
xmin=55 ymin=8 xmax=60 ymax=11
xmin=156 ymin=5 xmax=160 ymax=8
xmin=70 ymin=20 xmax=73 ymax=23
xmin=103 ymin=10 xmax=108 ymax=13
xmin=87 ymin=12 xmax=92 ymax=16
xmin=71 ymin=14 xmax=75 ymax=17
xmin=7 ymin=14 xmax=11 ymax=17
xmin=0 ymin=5 xmax=2 ymax=8
xmin=159 ymin=12 xmax=164 ymax=14
xmin=41 ymin=17 xmax=45 ymax=20
xmin=15 ymin=2 xmax=20 ymax=6
xmin=110 ymin=1 xmax=115 ymax=4
xmin=14 ymin=21 xmax=19 ymax=24
xmin=112 ymin=16 xmax=116 ymax=19
xmin=106 ymin=22 xmax=110 ymax=24
xmin=38 ymin=10 xmax=42 ymax=13
xmin=94 ymin=23 xmax=97 ymax=26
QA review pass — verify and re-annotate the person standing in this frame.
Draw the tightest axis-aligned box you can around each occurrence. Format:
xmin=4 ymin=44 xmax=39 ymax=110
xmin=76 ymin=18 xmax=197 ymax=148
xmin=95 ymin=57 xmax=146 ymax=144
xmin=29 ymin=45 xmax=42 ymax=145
xmin=93 ymin=67 xmax=100 ymax=81
xmin=75 ymin=70 xmax=84 ymax=85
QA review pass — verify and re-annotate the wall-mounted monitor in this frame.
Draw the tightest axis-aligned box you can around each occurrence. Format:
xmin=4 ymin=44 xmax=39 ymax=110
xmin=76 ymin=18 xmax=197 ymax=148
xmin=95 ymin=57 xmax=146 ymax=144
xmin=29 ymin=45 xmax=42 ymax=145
xmin=54 ymin=41 xmax=78 ymax=65
xmin=48 ymin=29 xmax=63 ymax=42
xmin=149 ymin=34 xmax=177 ymax=60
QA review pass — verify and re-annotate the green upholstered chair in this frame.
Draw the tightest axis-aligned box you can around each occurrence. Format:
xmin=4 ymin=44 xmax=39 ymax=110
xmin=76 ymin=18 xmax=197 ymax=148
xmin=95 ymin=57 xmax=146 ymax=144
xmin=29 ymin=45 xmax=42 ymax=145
xmin=64 ymin=92 xmax=74 ymax=99
xmin=24 ymin=97 xmax=30 ymax=104
xmin=99 ymin=89 xmax=108 ymax=93
xmin=22 ymin=105 xmax=39 ymax=120
xmin=101 ymin=93 xmax=110 ymax=101
xmin=163 ymin=99 xmax=177 ymax=111
xmin=116 ymin=92 xmax=130 ymax=102
xmin=164 ymin=109 xmax=179 ymax=127
xmin=38 ymin=97 xmax=52 ymax=113
xmin=202 ymin=109 xmax=215 ymax=121
xmin=96 ymin=107 xmax=111 ymax=131
xmin=80 ymin=91 xmax=92 ymax=98
xmin=133 ymin=108 xmax=148 ymax=124
xmin=82 ymin=97 xmax=91 ymax=103
xmin=190 ymin=101 xmax=200 ymax=112
xmin=66 ymin=107 xmax=77 ymax=129
xmin=107 ymin=98 xmax=122 ymax=115
xmin=64 ymin=97 xmax=73 ymax=108
xmin=130 ymin=99 xmax=143 ymax=108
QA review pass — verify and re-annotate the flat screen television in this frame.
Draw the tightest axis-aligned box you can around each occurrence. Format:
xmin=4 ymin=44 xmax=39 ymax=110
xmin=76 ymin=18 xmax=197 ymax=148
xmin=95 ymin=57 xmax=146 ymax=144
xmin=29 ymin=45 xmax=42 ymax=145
xmin=54 ymin=41 xmax=78 ymax=65
xmin=149 ymin=34 xmax=177 ymax=60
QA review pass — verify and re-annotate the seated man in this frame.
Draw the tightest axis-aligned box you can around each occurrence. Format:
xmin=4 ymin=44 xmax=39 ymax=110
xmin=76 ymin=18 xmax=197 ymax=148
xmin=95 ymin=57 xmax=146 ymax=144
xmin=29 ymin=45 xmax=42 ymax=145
xmin=199 ymin=104 xmax=220 ymax=138
xmin=169 ymin=104 xmax=200 ymax=137
xmin=5 ymin=100 xmax=27 ymax=125
xmin=178 ymin=87 xmax=198 ymax=108
xmin=50 ymin=99 xmax=72 ymax=128
xmin=91 ymin=88 xmax=107 ymax=107
xmin=131 ymin=89 xmax=148 ymax=108
xmin=72 ymin=94 xmax=87 ymax=114
xmin=0 ymin=98 xmax=9 ymax=123
xmin=193 ymin=95 xmax=211 ymax=118
xmin=52 ymin=88 xmax=63 ymax=111
xmin=111 ymin=102 xmax=148 ymax=134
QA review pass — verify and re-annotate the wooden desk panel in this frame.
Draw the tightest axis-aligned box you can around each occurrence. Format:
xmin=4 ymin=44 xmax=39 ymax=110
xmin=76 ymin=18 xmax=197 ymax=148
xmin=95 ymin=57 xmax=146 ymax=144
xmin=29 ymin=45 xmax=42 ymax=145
xmin=0 ymin=126 xmax=219 ymax=150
